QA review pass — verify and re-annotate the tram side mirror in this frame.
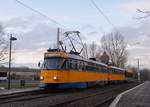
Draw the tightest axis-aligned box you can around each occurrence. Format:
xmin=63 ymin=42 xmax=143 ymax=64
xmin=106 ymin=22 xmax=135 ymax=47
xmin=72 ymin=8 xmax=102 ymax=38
xmin=38 ymin=60 xmax=43 ymax=68
xmin=38 ymin=62 xmax=41 ymax=67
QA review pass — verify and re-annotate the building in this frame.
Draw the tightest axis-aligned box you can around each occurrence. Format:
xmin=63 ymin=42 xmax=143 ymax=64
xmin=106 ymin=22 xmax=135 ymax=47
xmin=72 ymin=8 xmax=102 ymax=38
xmin=0 ymin=67 xmax=40 ymax=80
xmin=100 ymin=51 xmax=109 ymax=64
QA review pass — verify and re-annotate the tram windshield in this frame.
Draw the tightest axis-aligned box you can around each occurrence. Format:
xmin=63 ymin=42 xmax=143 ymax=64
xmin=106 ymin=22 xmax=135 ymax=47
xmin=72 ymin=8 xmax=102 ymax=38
xmin=42 ymin=57 xmax=64 ymax=70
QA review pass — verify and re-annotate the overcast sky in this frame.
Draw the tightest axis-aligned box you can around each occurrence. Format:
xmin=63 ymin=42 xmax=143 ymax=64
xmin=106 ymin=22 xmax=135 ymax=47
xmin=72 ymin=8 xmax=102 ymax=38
xmin=0 ymin=0 xmax=150 ymax=68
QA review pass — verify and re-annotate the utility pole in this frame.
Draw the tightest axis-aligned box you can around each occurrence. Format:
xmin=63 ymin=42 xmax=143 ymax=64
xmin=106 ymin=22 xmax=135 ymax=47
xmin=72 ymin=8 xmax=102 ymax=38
xmin=8 ymin=34 xmax=17 ymax=90
xmin=137 ymin=58 xmax=140 ymax=81
xmin=8 ymin=35 xmax=12 ymax=90
xmin=57 ymin=28 xmax=60 ymax=50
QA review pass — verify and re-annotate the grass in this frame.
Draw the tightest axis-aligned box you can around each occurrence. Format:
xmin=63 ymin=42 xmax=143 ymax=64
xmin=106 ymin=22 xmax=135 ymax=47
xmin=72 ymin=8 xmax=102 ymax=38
xmin=0 ymin=81 xmax=40 ymax=89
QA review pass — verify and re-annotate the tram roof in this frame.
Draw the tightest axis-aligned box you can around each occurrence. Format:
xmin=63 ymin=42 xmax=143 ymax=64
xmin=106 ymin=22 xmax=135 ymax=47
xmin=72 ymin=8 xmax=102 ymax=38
xmin=45 ymin=51 xmax=125 ymax=70
xmin=109 ymin=66 xmax=125 ymax=71
xmin=45 ymin=51 xmax=107 ymax=67
xmin=68 ymin=53 xmax=107 ymax=67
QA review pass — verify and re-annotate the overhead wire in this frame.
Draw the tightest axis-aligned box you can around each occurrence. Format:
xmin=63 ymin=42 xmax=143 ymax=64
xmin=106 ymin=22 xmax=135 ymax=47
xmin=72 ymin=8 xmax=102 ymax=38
xmin=14 ymin=0 xmax=90 ymax=56
xmin=90 ymin=0 xmax=120 ymax=33
xmin=15 ymin=0 xmax=86 ymax=39
xmin=15 ymin=0 xmax=67 ymax=29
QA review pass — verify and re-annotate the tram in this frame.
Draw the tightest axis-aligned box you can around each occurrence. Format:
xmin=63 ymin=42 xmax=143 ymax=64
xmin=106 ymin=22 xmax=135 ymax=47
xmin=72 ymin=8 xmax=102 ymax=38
xmin=39 ymin=49 xmax=125 ymax=89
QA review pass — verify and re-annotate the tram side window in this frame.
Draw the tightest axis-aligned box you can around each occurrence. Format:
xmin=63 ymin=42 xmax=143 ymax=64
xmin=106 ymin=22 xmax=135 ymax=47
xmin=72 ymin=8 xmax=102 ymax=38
xmin=96 ymin=65 xmax=99 ymax=72
xmin=119 ymin=70 xmax=124 ymax=74
xmin=68 ymin=59 xmax=78 ymax=70
xmin=117 ymin=70 xmax=121 ymax=74
xmin=93 ymin=64 xmax=97 ymax=71
xmin=78 ymin=61 xmax=84 ymax=71
xmin=86 ymin=65 xmax=89 ymax=71
xmin=61 ymin=59 xmax=69 ymax=70
xmin=113 ymin=69 xmax=115 ymax=73
xmin=71 ymin=59 xmax=74 ymax=70
xmin=86 ymin=65 xmax=92 ymax=71
xmin=82 ymin=61 xmax=85 ymax=71
xmin=115 ymin=69 xmax=122 ymax=74
xmin=74 ymin=60 xmax=78 ymax=70
xmin=68 ymin=59 xmax=72 ymax=70
xmin=70 ymin=59 xmax=74 ymax=70
xmin=84 ymin=62 xmax=97 ymax=72
xmin=84 ymin=62 xmax=88 ymax=71
xmin=90 ymin=63 xmax=94 ymax=71
xmin=96 ymin=64 xmax=99 ymax=72
xmin=109 ymin=68 xmax=113 ymax=73
xmin=114 ymin=69 xmax=118 ymax=74
xmin=114 ymin=69 xmax=117 ymax=74
xmin=85 ymin=63 xmax=89 ymax=71
xmin=101 ymin=67 xmax=107 ymax=73
xmin=88 ymin=63 xmax=94 ymax=71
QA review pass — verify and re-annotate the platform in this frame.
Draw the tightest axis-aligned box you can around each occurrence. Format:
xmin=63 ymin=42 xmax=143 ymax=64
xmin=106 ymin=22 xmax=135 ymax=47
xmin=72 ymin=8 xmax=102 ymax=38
xmin=0 ymin=88 xmax=39 ymax=96
xmin=110 ymin=81 xmax=150 ymax=107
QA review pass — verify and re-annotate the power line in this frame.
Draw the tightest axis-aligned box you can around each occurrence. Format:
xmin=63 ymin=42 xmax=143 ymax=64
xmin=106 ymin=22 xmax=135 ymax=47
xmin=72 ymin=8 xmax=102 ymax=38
xmin=15 ymin=0 xmax=91 ymax=49
xmin=90 ymin=0 xmax=118 ymax=32
xmin=15 ymin=0 xmax=67 ymax=28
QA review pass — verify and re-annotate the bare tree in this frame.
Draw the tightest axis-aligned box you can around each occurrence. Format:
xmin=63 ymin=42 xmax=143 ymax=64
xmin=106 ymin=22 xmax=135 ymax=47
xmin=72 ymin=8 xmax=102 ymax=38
xmin=88 ymin=42 xmax=98 ymax=58
xmin=95 ymin=47 xmax=102 ymax=61
xmin=0 ymin=24 xmax=9 ymax=65
xmin=82 ymin=43 xmax=88 ymax=58
xmin=100 ymin=51 xmax=109 ymax=64
xmin=101 ymin=32 xmax=128 ymax=67
xmin=137 ymin=9 xmax=150 ymax=19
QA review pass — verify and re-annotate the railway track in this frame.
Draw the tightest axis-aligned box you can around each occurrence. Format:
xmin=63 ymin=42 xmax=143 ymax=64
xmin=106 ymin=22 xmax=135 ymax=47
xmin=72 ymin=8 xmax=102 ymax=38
xmin=48 ymin=82 xmax=139 ymax=107
xmin=0 ymin=89 xmax=65 ymax=104
xmin=0 ymin=82 xmax=141 ymax=107
xmin=0 ymin=89 xmax=40 ymax=104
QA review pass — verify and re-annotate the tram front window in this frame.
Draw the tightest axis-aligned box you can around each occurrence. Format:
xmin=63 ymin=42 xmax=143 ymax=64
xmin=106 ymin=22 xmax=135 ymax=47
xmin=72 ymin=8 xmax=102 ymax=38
xmin=42 ymin=58 xmax=64 ymax=70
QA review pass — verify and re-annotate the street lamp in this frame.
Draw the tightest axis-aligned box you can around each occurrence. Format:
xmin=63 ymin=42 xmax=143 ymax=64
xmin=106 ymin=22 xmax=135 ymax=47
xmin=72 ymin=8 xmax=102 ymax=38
xmin=8 ymin=34 xmax=17 ymax=90
xmin=137 ymin=58 xmax=140 ymax=81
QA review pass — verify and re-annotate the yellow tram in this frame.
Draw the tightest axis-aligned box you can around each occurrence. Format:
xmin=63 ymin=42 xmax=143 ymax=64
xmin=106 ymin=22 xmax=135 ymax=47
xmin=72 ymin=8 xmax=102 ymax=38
xmin=39 ymin=49 xmax=125 ymax=89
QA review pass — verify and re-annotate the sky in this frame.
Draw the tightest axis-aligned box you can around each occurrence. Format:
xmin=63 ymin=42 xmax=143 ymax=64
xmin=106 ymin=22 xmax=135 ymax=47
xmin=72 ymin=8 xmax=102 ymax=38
xmin=0 ymin=0 xmax=150 ymax=68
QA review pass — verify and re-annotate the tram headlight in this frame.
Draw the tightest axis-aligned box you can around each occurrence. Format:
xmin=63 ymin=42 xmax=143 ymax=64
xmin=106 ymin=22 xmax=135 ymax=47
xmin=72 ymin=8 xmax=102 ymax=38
xmin=53 ymin=76 xmax=58 ymax=80
xmin=40 ymin=76 xmax=44 ymax=80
